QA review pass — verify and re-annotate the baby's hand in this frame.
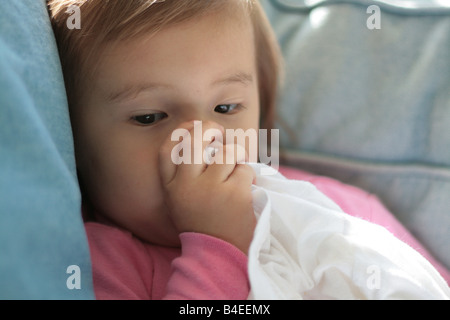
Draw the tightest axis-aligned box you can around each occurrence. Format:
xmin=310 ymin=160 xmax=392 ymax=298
xmin=159 ymin=121 xmax=256 ymax=254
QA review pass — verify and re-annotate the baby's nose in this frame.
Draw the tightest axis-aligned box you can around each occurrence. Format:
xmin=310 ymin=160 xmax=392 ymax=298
xmin=193 ymin=120 xmax=225 ymax=140
xmin=182 ymin=119 xmax=224 ymax=132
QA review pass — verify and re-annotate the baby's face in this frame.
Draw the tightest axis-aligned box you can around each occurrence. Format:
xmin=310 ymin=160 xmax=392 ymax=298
xmin=72 ymin=10 xmax=260 ymax=246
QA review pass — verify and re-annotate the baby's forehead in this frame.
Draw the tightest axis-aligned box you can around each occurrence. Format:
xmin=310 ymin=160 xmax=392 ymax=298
xmin=94 ymin=9 xmax=257 ymax=94
xmin=100 ymin=0 xmax=254 ymax=43
xmin=50 ymin=0 xmax=278 ymax=113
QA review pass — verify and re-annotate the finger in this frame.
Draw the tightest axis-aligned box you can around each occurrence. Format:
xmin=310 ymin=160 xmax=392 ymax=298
xmin=176 ymin=120 xmax=225 ymax=179
xmin=226 ymin=162 xmax=256 ymax=186
xmin=204 ymin=140 xmax=222 ymax=165
xmin=204 ymin=143 xmax=249 ymax=182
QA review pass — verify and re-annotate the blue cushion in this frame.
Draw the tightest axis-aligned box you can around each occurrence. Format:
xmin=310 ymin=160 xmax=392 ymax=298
xmin=262 ymin=0 xmax=450 ymax=268
xmin=0 ymin=0 xmax=94 ymax=299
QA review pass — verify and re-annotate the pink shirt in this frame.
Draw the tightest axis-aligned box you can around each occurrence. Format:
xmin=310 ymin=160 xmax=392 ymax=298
xmin=85 ymin=166 xmax=449 ymax=299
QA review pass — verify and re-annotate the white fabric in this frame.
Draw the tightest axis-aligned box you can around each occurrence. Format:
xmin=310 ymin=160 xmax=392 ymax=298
xmin=247 ymin=163 xmax=450 ymax=300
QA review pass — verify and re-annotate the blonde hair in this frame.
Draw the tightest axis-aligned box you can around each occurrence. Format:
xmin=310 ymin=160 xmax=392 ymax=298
xmin=48 ymin=0 xmax=282 ymax=129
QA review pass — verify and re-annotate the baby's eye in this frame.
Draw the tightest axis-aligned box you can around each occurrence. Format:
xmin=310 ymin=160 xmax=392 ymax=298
xmin=131 ymin=113 xmax=167 ymax=126
xmin=214 ymin=104 xmax=241 ymax=114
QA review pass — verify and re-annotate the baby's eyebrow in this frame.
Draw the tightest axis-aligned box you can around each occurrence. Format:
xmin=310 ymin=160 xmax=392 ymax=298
xmin=107 ymin=83 xmax=169 ymax=103
xmin=107 ymin=71 xmax=254 ymax=103
xmin=213 ymin=72 xmax=254 ymax=87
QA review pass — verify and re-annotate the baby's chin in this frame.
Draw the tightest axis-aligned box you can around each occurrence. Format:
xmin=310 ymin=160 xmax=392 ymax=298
xmin=129 ymin=218 xmax=182 ymax=248
xmin=139 ymin=233 xmax=182 ymax=248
